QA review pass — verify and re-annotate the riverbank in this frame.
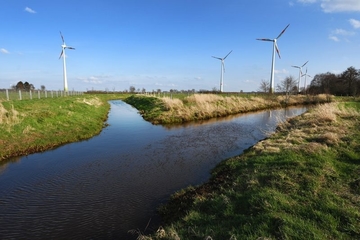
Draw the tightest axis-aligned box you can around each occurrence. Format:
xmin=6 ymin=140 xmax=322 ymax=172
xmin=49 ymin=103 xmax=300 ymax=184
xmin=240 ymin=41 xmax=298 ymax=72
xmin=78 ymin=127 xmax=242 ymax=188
xmin=0 ymin=94 xmax=128 ymax=161
xmin=145 ymin=101 xmax=360 ymax=239
xmin=1 ymin=93 xmax=330 ymax=161
xmin=124 ymin=93 xmax=333 ymax=124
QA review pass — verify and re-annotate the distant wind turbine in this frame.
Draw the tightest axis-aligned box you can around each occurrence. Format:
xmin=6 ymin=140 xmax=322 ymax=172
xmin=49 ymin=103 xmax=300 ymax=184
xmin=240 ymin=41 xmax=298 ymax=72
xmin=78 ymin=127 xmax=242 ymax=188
xmin=212 ymin=50 xmax=232 ymax=92
xmin=59 ymin=31 xmax=75 ymax=92
xmin=292 ymin=60 xmax=308 ymax=92
xmin=302 ymin=68 xmax=311 ymax=93
xmin=257 ymin=24 xmax=290 ymax=94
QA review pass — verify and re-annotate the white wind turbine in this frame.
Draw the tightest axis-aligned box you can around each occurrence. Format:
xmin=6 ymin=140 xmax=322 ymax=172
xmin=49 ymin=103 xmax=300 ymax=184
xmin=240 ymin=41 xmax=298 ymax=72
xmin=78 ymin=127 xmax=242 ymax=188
xmin=302 ymin=68 xmax=311 ymax=94
xmin=59 ymin=31 xmax=75 ymax=92
xmin=257 ymin=24 xmax=290 ymax=93
xmin=212 ymin=50 xmax=232 ymax=92
xmin=292 ymin=60 xmax=308 ymax=93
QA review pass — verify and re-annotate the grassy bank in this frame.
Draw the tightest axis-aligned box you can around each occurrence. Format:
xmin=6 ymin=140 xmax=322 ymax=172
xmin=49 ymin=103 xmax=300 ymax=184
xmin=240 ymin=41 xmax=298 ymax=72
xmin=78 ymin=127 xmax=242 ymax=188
xmin=145 ymin=102 xmax=360 ymax=240
xmin=124 ymin=93 xmax=333 ymax=124
xmin=0 ymin=94 xmax=127 ymax=160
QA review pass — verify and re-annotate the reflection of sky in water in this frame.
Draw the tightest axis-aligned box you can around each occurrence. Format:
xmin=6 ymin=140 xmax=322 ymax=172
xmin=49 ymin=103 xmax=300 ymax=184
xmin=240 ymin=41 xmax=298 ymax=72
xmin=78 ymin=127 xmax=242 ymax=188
xmin=0 ymin=101 xmax=307 ymax=240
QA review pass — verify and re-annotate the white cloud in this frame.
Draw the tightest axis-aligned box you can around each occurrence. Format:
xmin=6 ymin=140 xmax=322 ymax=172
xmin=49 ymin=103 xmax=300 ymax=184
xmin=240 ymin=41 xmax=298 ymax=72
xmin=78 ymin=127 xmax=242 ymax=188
xmin=297 ymin=0 xmax=360 ymax=12
xmin=77 ymin=76 xmax=104 ymax=84
xmin=297 ymin=0 xmax=317 ymax=3
xmin=0 ymin=48 xmax=10 ymax=54
xmin=320 ymin=0 xmax=360 ymax=13
xmin=329 ymin=36 xmax=340 ymax=42
xmin=332 ymin=28 xmax=355 ymax=36
xmin=274 ymin=69 xmax=289 ymax=74
xmin=328 ymin=28 xmax=355 ymax=42
xmin=25 ymin=7 xmax=36 ymax=14
xmin=349 ymin=19 xmax=360 ymax=29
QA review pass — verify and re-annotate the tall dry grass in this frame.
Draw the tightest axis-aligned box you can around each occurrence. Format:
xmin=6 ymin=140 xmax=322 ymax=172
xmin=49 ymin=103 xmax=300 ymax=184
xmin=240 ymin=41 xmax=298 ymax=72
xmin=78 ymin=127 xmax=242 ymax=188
xmin=0 ymin=103 xmax=21 ymax=127
xmin=159 ymin=94 xmax=281 ymax=123
xmin=253 ymin=103 xmax=356 ymax=154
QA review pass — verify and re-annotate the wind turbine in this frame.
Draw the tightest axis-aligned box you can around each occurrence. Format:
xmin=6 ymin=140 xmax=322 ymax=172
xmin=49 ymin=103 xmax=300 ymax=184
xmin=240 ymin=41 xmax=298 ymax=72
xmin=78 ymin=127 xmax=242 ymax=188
xmin=292 ymin=60 xmax=308 ymax=93
xmin=257 ymin=24 xmax=290 ymax=94
xmin=212 ymin=50 xmax=232 ymax=92
xmin=302 ymin=68 xmax=311 ymax=94
xmin=59 ymin=31 xmax=75 ymax=92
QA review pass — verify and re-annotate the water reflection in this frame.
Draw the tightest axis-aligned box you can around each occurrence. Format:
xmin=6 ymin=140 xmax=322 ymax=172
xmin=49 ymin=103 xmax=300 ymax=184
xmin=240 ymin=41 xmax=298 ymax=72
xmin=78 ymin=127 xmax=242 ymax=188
xmin=0 ymin=101 xmax=307 ymax=240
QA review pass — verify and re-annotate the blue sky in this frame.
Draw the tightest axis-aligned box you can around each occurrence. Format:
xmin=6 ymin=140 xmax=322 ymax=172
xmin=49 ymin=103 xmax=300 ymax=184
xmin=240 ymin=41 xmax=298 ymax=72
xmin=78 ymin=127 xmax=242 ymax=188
xmin=1 ymin=0 xmax=360 ymax=92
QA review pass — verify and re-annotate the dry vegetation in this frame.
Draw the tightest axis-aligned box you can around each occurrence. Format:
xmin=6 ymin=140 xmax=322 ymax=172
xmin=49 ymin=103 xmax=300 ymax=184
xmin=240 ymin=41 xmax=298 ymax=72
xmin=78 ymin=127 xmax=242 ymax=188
xmin=0 ymin=103 xmax=22 ymax=129
xmin=253 ymin=103 xmax=359 ymax=154
xmin=156 ymin=94 xmax=332 ymax=124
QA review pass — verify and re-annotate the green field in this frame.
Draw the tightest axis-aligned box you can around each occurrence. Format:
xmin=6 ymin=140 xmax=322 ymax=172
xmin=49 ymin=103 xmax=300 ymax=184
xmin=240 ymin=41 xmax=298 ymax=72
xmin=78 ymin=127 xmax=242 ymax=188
xmin=146 ymin=102 xmax=360 ymax=240
xmin=0 ymin=93 xmax=129 ymax=160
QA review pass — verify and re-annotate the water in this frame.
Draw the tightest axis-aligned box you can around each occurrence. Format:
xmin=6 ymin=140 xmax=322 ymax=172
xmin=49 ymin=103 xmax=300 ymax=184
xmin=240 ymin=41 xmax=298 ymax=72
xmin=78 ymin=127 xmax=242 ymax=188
xmin=0 ymin=101 xmax=307 ymax=239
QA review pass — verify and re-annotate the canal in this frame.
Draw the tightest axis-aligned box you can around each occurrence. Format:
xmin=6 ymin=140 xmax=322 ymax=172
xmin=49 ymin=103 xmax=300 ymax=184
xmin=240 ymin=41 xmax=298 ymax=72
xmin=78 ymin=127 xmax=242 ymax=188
xmin=0 ymin=100 xmax=307 ymax=239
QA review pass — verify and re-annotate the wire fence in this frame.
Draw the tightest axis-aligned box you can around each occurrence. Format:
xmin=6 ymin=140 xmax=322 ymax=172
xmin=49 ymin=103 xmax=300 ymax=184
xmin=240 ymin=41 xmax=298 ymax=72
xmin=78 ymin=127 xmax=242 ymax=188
xmin=0 ymin=89 xmax=84 ymax=101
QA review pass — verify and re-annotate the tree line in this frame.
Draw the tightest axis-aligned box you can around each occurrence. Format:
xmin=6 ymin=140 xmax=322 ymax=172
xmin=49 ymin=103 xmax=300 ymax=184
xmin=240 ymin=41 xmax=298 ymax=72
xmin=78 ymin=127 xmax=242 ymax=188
xmin=308 ymin=66 xmax=359 ymax=96
xmin=259 ymin=66 xmax=360 ymax=96
xmin=11 ymin=81 xmax=46 ymax=91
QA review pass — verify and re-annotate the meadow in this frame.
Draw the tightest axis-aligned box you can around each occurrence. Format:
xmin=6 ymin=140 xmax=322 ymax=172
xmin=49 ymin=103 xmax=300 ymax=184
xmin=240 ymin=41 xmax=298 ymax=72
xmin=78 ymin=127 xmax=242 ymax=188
xmin=0 ymin=93 xmax=129 ymax=160
xmin=1 ymin=92 xmax=359 ymax=239
xmin=145 ymin=101 xmax=360 ymax=240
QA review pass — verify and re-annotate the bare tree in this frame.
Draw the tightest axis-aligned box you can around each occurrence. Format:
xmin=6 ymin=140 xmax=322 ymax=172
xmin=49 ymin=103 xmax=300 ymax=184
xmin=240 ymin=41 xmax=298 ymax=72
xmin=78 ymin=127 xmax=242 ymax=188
xmin=41 ymin=85 xmax=46 ymax=91
xmin=339 ymin=66 xmax=360 ymax=96
xmin=258 ymin=79 xmax=270 ymax=93
xmin=16 ymin=81 xmax=24 ymax=90
xmin=276 ymin=76 xmax=297 ymax=102
xmin=129 ymin=86 xmax=136 ymax=93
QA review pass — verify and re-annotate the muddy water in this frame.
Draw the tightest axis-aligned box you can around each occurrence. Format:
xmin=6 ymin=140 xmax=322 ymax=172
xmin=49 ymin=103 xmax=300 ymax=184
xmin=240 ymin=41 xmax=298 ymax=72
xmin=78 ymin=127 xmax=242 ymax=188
xmin=0 ymin=101 xmax=307 ymax=239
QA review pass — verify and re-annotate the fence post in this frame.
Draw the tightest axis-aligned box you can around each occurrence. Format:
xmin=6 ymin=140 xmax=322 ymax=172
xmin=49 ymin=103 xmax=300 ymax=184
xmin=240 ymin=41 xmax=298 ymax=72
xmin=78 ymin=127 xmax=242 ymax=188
xmin=51 ymin=91 xmax=53 ymax=98
xmin=30 ymin=90 xmax=32 ymax=99
xmin=45 ymin=91 xmax=47 ymax=98
xmin=6 ymin=89 xmax=9 ymax=101
xmin=38 ymin=90 xmax=40 ymax=99
xmin=19 ymin=90 xmax=22 ymax=100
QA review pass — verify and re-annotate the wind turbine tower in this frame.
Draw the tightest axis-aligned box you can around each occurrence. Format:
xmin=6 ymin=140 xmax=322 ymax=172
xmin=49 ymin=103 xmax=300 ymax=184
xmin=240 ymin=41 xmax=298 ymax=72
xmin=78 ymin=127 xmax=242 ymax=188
xmin=292 ymin=60 xmax=308 ymax=93
xmin=59 ymin=31 xmax=75 ymax=92
xmin=212 ymin=50 xmax=232 ymax=92
xmin=257 ymin=24 xmax=290 ymax=94
xmin=302 ymin=68 xmax=311 ymax=94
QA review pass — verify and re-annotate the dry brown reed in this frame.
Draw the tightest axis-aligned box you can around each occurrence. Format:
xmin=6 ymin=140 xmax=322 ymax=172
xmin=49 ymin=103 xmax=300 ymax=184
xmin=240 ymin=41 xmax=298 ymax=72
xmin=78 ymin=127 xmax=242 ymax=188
xmin=0 ymin=103 xmax=21 ymax=127
xmin=252 ymin=102 xmax=355 ymax=154
xmin=76 ymin=97 xmax=102 ymax=107
xmin=158 ymin=94 xmax=283 ymax=123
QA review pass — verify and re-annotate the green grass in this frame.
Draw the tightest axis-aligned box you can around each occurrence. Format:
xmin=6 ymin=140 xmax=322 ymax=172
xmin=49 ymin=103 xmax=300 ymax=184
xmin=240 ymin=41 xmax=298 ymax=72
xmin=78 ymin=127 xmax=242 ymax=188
xmin=0 ymin=93 xmax=129 ymax=160
xmin=150 ymin=102 xmax=360 ymax=240
xmin=123 ymin=95 xmax=167 ymax=123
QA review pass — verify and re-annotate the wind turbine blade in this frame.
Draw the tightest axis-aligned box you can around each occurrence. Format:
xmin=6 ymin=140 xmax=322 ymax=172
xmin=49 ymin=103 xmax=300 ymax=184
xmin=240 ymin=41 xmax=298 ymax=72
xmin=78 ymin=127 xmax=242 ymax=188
xmin=59 ymin=50 xmax=63 ymax=59
xmin=276 ymin=24 xmax=290 ymax=39
xmin=302 ymin=60 xmax=309 ymax=67
xmin=60 ymin=31 xmax=65 ymax=43
xmin=212 ymin=56 xmax=222 ymax=60
xmin=256 ymin=38 xmax=273 ymax=42
xmin=292 ymin=65 xmax=300 ymax=68
xmin=224 ymin=50 xmax=232 ymax=59
xmin=275 ymin=42 xmax=281 ymax=59
xmin=67 ymin=47 xmax=75 ymax=50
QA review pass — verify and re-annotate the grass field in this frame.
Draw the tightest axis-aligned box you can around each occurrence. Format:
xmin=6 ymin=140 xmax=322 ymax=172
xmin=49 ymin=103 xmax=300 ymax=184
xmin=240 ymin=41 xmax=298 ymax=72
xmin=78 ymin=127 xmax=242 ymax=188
xmin=144 ymin=101 xmax=360 ymax=240
xmin=0 ymin=93 xmax=129 ymax=160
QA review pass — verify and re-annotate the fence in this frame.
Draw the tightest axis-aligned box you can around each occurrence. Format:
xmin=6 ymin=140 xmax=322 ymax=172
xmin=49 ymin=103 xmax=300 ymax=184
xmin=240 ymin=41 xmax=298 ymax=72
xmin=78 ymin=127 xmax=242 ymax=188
xmin=0 ymin=89 xmax=83 ymax=101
